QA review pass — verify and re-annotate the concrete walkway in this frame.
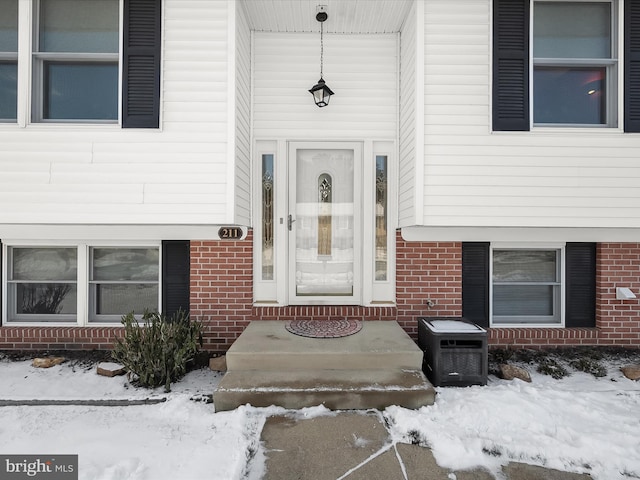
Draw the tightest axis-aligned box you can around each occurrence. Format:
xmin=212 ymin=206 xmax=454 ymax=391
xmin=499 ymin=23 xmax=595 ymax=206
xmin=259 ymin=412 xmax=592 ymax=480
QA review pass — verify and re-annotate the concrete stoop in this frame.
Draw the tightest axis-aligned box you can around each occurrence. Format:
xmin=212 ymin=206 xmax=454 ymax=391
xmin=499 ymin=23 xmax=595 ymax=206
xmin=213 ymin=368 xmax=435 ymax=411
xmin=212 ymin=320 xmax=436 ymax=412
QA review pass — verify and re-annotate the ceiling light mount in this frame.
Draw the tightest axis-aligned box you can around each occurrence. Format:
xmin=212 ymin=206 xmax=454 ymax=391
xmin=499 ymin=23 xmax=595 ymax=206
xmin=316 ymin=5 xmax=328 ymax=23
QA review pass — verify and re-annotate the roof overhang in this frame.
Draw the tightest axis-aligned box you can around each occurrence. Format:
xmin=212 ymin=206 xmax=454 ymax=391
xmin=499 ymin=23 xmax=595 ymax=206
xmin=240 ymin=0 xmax=414 ymax=34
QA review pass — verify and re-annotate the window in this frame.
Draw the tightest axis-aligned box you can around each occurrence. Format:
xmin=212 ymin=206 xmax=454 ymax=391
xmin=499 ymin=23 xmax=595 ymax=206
xmin=375 ymin=155 xmax=388 ymax=281
xmin=0 ymin=0 xmax=160 ymax=127
xmin=0 ymin=0 xmax=18 ymax=122
xmin=261 ymin=154 xmax=274 ymax=280
xmin=533 ymin=2 xmax=617 ymax=126
xmin=33 ymin=0 xmax=119 ymax=122
xmin=462 ymin=242 xmax=596 ymax=328
xmin=7 ymin=247 xmax=78 ymax=322
xmin=5 ymin=244 xmax=160 ymax=325
xmin=492 ymin=248 xmax=562 ymax=325
xmin=492 ymin=0 xmax=640 ymax=131
xmin=89 ymin=247 xmax=159 ymax=322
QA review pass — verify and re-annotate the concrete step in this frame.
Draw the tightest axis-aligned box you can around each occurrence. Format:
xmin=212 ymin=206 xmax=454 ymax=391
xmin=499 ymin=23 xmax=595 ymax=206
xmin=212 ymin=368 xmax=436 ymax=412
xmin=225 ymin=320 xmax=423 ymax=371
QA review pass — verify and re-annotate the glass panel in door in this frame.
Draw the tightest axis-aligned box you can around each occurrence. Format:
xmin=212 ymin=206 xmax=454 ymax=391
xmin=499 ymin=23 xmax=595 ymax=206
xmin=294 ymin=149 xmax=354 ymax=297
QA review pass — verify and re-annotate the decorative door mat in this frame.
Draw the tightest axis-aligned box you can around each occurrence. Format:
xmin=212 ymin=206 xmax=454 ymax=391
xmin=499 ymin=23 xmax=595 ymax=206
xmin=285 ymin=319 xmax=363 ymax=338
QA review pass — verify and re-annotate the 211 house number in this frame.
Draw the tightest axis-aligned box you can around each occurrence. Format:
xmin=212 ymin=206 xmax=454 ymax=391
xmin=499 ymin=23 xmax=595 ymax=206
xmin=218 ymin=227 xmax=243 ymax=240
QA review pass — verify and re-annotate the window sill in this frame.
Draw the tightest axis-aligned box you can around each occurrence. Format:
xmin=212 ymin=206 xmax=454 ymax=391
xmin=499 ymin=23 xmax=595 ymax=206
xmin=0 ymin=122 xmax=123 ymax=131
xmin=2 ymin=322 xmax=123 ymax=328
xmin=490 ymin=323 xmax=565 ymax=328
xmin=493 ymin=126 xmax=625 ymax=135
xmin=531 ymin=126 xmax=623 ymax=135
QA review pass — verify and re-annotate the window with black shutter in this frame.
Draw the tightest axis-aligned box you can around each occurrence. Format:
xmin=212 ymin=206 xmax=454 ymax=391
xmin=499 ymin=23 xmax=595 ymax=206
xmin=462 ymin=242 xmax=596 ymax=328
xmin=4 ymin=0 xmax=161 ymax=127
xmin=493 ymin=0 xmax=640 ymax=131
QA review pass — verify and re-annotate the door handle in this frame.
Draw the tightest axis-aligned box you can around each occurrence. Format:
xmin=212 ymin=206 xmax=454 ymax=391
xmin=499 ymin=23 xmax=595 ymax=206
xmin=288 ymin=214 xmax=295 ymax=231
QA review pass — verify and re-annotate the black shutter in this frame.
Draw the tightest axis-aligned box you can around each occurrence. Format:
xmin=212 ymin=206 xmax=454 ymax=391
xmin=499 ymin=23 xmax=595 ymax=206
xmin=0 ymin=240 xmax=2 ymax=326
xmin=625 ymin=0 xmax=640 ymax=132
xmin=462 ymin=242 xmax=490 ymax=328
xmin=162 ymin=240 xmax=190 ymax=318
xmin=122 ymin=0 xmax=161 ymax=128
xmin=565 ymin=243 xmax=596 ymax=328
xmin=493 ymin=0 xmax=530 ymax=131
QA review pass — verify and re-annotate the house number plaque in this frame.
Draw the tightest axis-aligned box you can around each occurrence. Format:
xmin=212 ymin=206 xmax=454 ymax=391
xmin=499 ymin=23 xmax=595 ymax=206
xmin=218 ymin=227 xmax=243 ymax=240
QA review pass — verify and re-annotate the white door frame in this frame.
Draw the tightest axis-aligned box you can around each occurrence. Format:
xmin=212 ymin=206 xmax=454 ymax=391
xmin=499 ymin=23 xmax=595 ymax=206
xmin=252 ymin=139 xmax=396 ymax=307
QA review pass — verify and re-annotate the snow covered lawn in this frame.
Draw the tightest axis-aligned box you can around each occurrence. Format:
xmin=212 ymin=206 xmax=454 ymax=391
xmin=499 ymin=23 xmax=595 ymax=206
xmin=0 ymin=352 xmax=638 ymax=480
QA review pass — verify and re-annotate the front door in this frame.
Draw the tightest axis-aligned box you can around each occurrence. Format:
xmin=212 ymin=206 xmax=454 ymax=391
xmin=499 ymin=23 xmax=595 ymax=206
xmin=288 ymin=142 xmax=362 ymax=304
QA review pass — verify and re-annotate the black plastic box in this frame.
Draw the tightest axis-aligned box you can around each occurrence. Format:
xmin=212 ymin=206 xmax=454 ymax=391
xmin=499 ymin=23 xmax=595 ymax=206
xmin=418 ymin=317 xmax=488 ymax=387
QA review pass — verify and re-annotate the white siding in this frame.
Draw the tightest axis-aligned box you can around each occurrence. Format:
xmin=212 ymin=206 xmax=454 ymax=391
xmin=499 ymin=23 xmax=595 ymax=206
xmin=398 ymin=0 xmax=420 ymax=227
xmin=253 ymin=32 xmax=397 ymax=140
xmin=235 ymin=1 xmax=252 ymax=225
xmin=0 ymin=0 xmax=235 ymax=230
xmin=422 ymin=0 xmax=640 ymax=230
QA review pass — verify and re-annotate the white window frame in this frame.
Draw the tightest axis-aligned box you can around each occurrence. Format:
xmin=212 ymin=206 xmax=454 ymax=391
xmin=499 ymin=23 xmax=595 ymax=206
xmin=88 ymin=245 xmax=161 ymax=323
xmin=252 ymin=140 xmax=279 ymax=304
xmin=490 ymin=243 xmax=565 ymax=328
xmin=2 ymin=241 xmax=160 ymax=326
xmin=531 ymin=0 xmax=619 ymax=128
xmin=0 ymin=0 xmax=19 ymax=122
xmin=5 ymin=244 xmax=78 ymax=323
xmin=31 ymin=0 xmax=120 ymax=123
xmin=5 ymin=0 xmax=123 ymax=127
xmin=368 ymin=141 xmax=396 ymax=305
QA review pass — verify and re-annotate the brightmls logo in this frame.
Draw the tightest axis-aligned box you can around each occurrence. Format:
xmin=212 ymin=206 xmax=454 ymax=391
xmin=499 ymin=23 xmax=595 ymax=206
xmin=0 ymin=456 xmax=77 ymax=480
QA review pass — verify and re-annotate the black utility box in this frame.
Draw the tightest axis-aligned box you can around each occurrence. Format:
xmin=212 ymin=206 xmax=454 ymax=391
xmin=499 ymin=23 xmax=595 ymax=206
xmin=418 ymin=317 xmax=488 ymax=387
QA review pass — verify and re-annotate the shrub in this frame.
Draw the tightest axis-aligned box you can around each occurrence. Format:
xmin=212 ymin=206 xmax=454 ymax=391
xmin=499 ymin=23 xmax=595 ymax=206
xmin=569 ymin=357 xmax=607 ymax=378
xmin=488 ymin=348 xmax=514 ymax=365
xmin=536 ymin=357 xmax=570 ymax=379
xmin=112 ymin=310 xmax=203 ymax=392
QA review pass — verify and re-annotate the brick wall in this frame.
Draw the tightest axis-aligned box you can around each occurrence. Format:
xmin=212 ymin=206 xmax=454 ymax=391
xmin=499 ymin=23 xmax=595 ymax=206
xmin=595 ymin=243 xmax=640 ymax=346
xmin=395 ymin=234 xmax=462 ymax=337
xmin=191 ymin=236 xmax=640 ymax=350
xmin=190 ymin=237 xmax=254 ymax=351
xmin=189 ymin=233 xmax=464 ymax=351
xmin=2 ymin=237 xmax=640 ymax=351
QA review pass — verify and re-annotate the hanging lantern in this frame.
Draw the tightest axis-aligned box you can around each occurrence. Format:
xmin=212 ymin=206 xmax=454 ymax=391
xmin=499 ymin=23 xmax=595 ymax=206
xmin=309 ymin=78 xmax=334 ymax=107
xmin=309 ymin=7 xmax=334 ymax=107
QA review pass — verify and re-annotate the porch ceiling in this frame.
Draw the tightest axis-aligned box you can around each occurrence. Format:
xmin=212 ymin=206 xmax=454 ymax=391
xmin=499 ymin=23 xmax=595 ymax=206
xmin=240 ymin=0 xmax=413 ymax=34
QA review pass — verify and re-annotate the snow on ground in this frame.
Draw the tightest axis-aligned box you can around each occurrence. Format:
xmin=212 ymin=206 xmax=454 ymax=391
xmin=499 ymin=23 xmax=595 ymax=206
xmin=386 ymin=367 xmax=640 ymax=480
xmin=0 ymin=356 xmax=638 ymax=480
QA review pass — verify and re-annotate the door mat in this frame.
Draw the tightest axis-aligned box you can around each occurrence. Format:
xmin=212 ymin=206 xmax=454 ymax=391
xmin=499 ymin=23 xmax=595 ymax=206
xmin=285 ymin=319 xmax=363 ymax=338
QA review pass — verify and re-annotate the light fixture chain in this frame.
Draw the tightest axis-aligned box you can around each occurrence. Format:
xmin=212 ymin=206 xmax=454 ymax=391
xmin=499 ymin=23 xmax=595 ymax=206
xmin=320 ymin=20 xmax=324 ymax=78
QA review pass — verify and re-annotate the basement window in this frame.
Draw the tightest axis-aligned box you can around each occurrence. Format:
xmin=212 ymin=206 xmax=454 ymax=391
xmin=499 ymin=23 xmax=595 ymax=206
xmin=492 ymin=248 xmax=562 ymax=326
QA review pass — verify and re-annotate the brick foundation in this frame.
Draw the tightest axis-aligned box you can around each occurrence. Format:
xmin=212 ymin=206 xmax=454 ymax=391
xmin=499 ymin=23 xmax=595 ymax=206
xmin=0 ymin=327 xmax=122 ymax=351
xmin=1 ymin=236 xmax=640 ymax=351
